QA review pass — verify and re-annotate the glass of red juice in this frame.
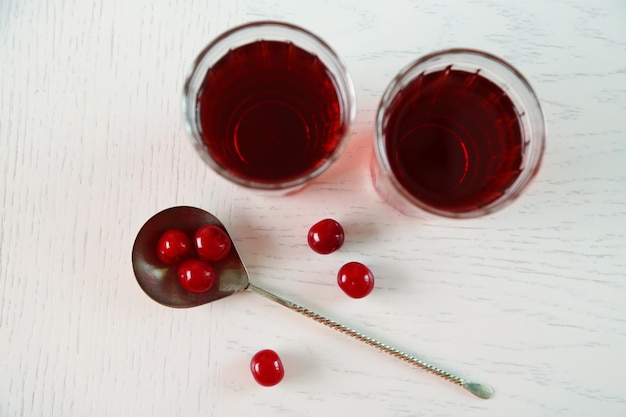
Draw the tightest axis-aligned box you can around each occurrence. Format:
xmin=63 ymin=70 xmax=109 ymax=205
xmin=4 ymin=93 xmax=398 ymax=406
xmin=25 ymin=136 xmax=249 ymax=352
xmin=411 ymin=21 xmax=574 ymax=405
xmin=372 ymin=49 xmax=546 ymax=218
xmin=183 ymin=21 xmax=356 ymax=194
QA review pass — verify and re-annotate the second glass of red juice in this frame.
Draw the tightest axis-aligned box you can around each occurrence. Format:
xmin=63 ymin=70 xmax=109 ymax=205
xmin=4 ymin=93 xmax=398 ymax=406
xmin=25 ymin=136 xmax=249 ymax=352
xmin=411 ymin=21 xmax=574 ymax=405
xmin=183 ymin=21 xmax=355 ymax=194
xmin=372 ymin=49 xmax=546 ymax=218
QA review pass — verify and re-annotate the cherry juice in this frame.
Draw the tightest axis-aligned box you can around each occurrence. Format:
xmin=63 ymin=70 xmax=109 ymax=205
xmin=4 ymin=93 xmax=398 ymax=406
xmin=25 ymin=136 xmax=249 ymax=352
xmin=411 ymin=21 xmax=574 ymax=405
xmin=196 ymin=40 xmax=345 ymax=185
xmin=383 ymin=68 xmax=524 ymax=213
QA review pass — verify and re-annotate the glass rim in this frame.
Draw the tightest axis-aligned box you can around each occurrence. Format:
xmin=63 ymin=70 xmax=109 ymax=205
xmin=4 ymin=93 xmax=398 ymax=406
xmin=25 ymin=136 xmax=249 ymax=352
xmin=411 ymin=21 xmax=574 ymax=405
xmin=374 ymin=48 xmax=546 ymax=219
xmin=182 ymin=20 xmax=356 ymax=192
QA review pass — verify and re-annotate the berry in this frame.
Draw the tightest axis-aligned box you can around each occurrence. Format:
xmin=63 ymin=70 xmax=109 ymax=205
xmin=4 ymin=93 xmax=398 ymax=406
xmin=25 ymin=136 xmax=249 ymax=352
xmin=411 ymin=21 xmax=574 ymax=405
xmin=250 ymin=349 xmax=284 ymax=387
xmin=177 ymin=259 xmax=217 ymax=293
xmin=307 ymin=218 xmax=344 ymax=254
xmin=157 ymin=229 xmax=192 ymax=265
xmin=337 ymin=261 xmax=375 ymax=299
xmin=194 ymin=225 xmax=232 ymax=262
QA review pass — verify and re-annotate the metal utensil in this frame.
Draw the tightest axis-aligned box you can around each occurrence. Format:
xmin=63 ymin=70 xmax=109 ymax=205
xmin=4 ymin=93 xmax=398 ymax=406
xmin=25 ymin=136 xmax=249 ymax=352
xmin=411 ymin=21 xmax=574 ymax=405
xmin=132 ymin=206 xmax=493 ymax=399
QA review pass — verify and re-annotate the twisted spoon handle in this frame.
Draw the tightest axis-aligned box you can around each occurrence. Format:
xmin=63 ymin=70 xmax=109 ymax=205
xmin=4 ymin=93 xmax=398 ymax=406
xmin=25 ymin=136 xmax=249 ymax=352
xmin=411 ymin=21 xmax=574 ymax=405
xmin=246 ymin=283 xmax=493 ymax=399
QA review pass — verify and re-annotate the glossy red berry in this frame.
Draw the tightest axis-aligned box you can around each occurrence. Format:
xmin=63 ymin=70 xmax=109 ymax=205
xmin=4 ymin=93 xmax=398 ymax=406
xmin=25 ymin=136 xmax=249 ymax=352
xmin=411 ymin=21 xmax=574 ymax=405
xmin=250 ymin=349 xmax=284 ymax=387
xmin=307 ymin=218 xmax=344 ymax=254
xmin=337 ymin=262 xmax=375 ymax=299
xmin=194 ymin=225 xmax=232 ymax=262
xmin=177 ymin=259 xmax=216 ymax=293
xmin=157 ymin=229 xmax=192 ymax=265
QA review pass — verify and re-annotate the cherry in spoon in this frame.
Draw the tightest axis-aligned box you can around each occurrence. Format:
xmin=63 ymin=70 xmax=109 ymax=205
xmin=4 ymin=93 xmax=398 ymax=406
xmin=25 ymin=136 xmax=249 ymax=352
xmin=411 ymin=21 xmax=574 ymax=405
xmin=131 ymin=206 xmax=493 ymax=399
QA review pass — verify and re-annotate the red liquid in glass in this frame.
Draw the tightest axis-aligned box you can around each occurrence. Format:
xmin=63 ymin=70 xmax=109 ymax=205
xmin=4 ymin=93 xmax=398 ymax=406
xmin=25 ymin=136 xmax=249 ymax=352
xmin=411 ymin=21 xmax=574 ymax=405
xmin=196 ymin=40 xmax=345 ymax=184
xmin=383 ymin=67 xmax=524 ymax=212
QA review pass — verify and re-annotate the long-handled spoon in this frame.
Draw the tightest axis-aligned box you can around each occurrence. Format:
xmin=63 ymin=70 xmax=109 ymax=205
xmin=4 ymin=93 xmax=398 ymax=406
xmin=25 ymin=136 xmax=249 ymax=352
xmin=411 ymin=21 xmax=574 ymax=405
xmin=131 ymin=206 xmax=493 ymax=399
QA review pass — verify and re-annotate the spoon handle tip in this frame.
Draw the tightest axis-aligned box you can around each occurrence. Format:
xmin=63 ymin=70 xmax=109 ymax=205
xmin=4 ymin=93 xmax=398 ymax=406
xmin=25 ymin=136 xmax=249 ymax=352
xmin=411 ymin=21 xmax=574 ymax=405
xmin=462 ymin=382 xmax=494 ymax=399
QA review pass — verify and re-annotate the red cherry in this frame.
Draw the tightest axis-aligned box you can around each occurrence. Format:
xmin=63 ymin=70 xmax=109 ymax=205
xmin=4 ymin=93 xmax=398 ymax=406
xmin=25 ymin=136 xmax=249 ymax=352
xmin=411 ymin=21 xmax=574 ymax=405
xmin=307 ymin=218 xmax=344 ymax=254
xmin=177 ymin=259 xmax=216 ymax=293
xmin=337 ymin=262 xmax=375 ymax=299
xmin=250 ymin=349 xmax=284 ymax=387
xmin=157 ymin=229 xmax=192 ymax=265
xmin=194 ymin=225 xmax=232 ymax=262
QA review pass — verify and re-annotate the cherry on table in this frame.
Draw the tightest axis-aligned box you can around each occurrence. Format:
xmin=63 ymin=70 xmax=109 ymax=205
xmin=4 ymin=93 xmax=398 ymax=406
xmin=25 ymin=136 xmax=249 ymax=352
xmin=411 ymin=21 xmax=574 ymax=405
xmin=307 ymin=218 xmax=344 ymax=254
xmin=194 ymin=224 xmax=232 ymax=262
xmin=250 ymin=349 xmax=284 ymax=387
xmin=156 ymin=229 xmax=192 ymax=265
xmin=337 ymin=261 xmax=375 ymax=299
xmin=177 ymin=259 xmax=217 ymax=293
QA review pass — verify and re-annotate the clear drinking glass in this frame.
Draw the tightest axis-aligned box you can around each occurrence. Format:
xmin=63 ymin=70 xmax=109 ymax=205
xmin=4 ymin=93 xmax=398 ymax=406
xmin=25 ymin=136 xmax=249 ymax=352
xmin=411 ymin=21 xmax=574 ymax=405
xmin=372 ymin=49 xmax=546 ymax=218
xmin=183 ymin=21 xmax=356 ymax=195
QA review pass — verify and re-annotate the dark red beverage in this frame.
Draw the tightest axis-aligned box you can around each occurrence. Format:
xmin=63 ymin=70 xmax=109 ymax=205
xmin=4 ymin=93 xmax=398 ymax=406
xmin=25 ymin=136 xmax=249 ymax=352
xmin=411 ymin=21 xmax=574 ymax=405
xmin=195 ymin=40 xmax=346 ymax=185
xmin=383 ymin=67 xmax=524 ymax=213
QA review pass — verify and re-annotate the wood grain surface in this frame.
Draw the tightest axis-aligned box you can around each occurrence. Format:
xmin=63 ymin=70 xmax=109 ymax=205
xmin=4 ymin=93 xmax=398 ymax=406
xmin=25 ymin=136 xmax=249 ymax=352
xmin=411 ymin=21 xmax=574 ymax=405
xmin=1 ymin=0 xmax=625 ymax=416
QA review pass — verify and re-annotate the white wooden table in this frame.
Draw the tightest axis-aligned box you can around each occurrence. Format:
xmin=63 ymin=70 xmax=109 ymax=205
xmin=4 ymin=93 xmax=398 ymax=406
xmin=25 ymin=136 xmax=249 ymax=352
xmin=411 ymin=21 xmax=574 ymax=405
xmin=2 ymin=0 xmax=625 ymax=416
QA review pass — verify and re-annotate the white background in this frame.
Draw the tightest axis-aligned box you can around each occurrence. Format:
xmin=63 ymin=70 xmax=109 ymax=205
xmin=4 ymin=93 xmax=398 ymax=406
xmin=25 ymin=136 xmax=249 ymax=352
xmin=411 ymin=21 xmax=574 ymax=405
xmin=1 ymin=0 xmax=625 ymax=416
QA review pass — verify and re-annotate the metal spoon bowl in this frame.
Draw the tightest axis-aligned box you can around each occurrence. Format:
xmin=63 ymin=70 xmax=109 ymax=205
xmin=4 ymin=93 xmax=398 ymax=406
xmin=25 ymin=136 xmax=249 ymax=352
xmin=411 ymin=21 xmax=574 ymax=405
xmin=132 ymin=206 xmax=249 ymax=307
xmin=132 ymin=206 xmax=493 ymax=399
